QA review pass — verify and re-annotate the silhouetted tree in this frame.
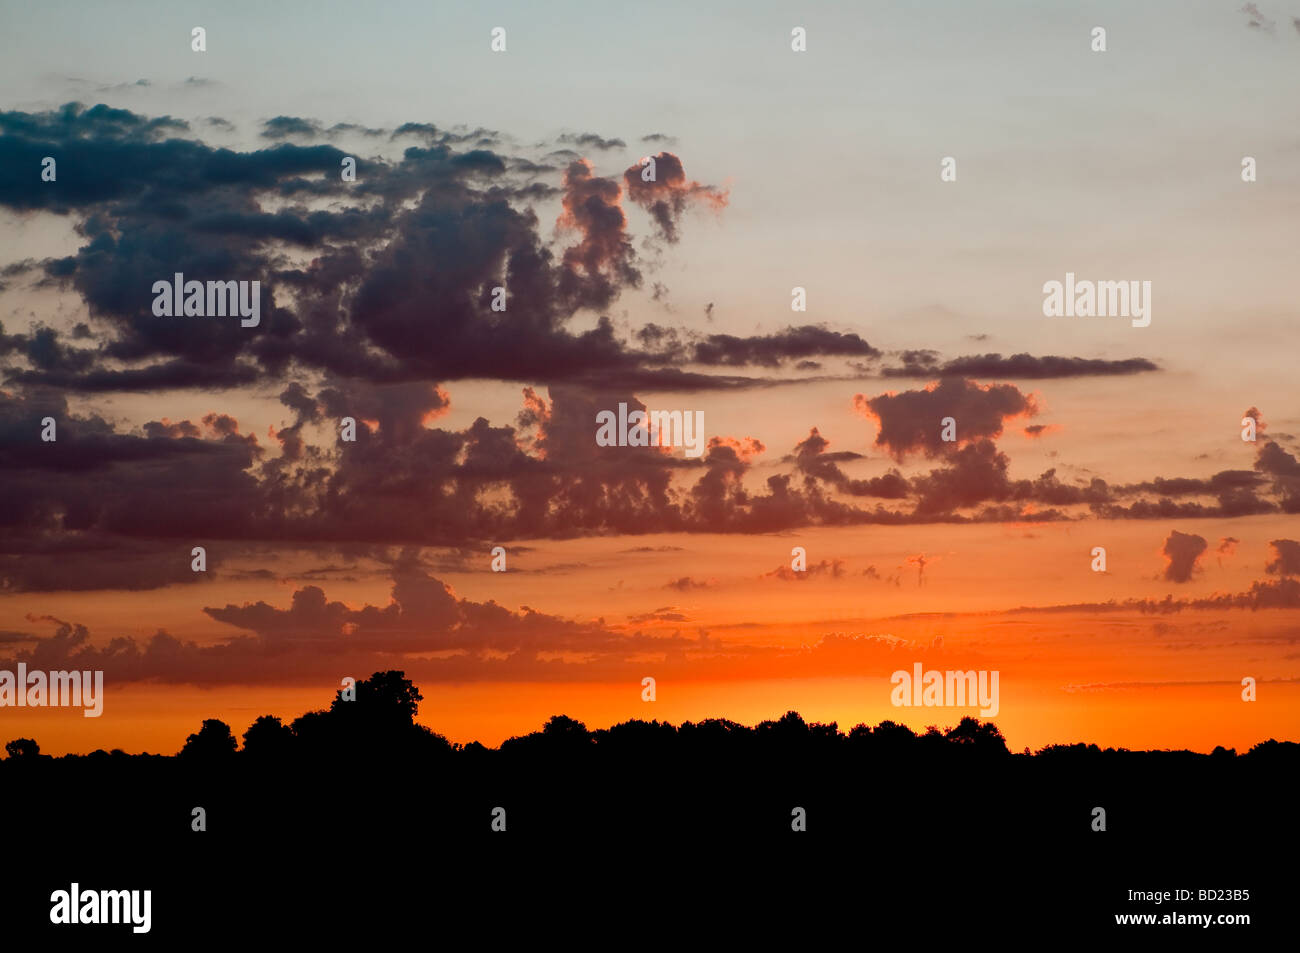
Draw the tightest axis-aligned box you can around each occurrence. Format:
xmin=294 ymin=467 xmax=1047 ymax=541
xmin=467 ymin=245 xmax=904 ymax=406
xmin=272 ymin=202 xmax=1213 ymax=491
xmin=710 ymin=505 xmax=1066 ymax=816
xmin=180 ymin=719 xmax=237 ymax=760
xmin=288 ymin=709 xmax=333 ymax=757
xmin=946 ymin=716 xmax=1010 ymax=754
xmin=4 ymin=738 xmax=39 ymax=760
xmin=309 ymin=671 xmax=430 ymax=760
xmin=538 ymin=714 xmax=593 ymax=752
xmin=1246 ymin=738 xmax=1298 ymax=761
xmin=3 ymin=681 xmax=1296 ymax=850
xmin=242 ymin=715 xmax=293 ymax=757
xmin=501 ymin=714 xmax=593 ymax=757
xmin=329 ymin=671 xmax=423 ymax=726
xmin=758 ymin=710 xmax=808 ymax=738
xmin=542 ymin=714 xmax=590 ymax=740
xmin=597 ymin=719 xmax=677 ymax=746
xmin=871 ymin=719 xmax=918 ymax=753
xmin=919 ymin=725 xmax=948 ymax=750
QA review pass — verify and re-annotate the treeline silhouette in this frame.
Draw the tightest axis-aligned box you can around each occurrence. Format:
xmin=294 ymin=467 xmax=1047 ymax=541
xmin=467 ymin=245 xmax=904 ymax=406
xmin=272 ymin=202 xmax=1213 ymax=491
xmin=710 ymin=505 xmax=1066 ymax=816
xmin=3 ymin=670 xmax=1296 ymax=845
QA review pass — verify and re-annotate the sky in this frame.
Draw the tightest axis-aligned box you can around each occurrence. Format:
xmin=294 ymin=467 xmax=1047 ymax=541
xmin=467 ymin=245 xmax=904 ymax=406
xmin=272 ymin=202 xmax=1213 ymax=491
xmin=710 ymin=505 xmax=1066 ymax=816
xmin=0 ymin=0 xmax=1297 ymax=755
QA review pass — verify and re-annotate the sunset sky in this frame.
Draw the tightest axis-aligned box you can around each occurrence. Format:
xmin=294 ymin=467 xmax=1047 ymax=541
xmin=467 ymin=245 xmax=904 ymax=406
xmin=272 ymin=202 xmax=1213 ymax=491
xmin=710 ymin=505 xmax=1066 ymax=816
xmin=1 ymin=0 xmax=1297 ymax=756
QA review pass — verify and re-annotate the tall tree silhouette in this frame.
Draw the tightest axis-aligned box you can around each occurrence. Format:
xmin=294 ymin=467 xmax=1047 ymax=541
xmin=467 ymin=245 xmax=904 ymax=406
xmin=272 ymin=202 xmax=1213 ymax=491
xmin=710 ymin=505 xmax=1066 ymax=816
xmin=946 ymin=716 xmax=1010 ymax=754
xmin=329 ymin=671 xmax=423 ymax=725
xmin=4 ymin=738 xmax=39 ymax=760
xmin=180 ymin=719 xmax=237 ymax=760
xmin=242 ymin=715 xmax=293 ymax=758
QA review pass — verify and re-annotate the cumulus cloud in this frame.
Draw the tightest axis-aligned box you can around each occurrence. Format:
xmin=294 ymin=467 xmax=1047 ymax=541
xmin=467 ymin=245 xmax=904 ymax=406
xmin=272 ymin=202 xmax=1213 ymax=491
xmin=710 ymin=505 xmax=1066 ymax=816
xmin=0 ymin=564 xmax=703 ymax=685
xmin=261 ymin=116 xmax=322 ymax=139
xmin=853 ymin=378 xmax=1039 ymax=460
xmin=622 ymin=151 xmax=728 ymax=243
xmin=556 ymin=158 xmax=641 ymax=309
xmin=3 ymin=104 xmax=1299 ymax=583
xmin=1265 ymin=539 xmax=1300 ymax=576
xmin=1162 ymin=531 xmax=1208 ymax=583
xmin=0 ymin=104 xmax=786 ymax=395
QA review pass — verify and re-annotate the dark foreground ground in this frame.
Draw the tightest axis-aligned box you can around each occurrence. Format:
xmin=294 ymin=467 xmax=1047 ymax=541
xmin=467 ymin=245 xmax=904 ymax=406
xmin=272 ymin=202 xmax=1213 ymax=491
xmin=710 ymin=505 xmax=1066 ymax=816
xmin=2 ymin=675 xmax=1291 ymax=942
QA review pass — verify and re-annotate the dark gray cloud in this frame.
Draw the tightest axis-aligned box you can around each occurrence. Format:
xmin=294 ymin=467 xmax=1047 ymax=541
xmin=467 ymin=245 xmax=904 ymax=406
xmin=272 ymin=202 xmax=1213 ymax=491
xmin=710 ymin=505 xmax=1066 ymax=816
xmin=0 ymin=565 xmax=716 ymax=686
xmin=692 ymin=326 xmax=879 ymax=367
xmin=1265 ymin=539 xmax=1300 ymax=576
xmin=854 ymin=378 xmax=1038 ymax=459
xmin=1 ymin=105 xmax=798 ymax=393
xmin=883 ymin=351 xmax=1157 ymax=379
xmin=557 ymin=132 xmax=626 ymax=151
xmin=1162 ymin=531 xmax=1208 ymax=583
xmin=261 ymin=116 xmax=322 ymax=139
xmin=898 ymin=353 xmax=1159 ymax=379
xmin=665 ymin=576 xmax=715 ymax=591
xmin=1 ymin=104 xmax=1296 ymax=579
xmin=1010 ymin=576 xmax=1300 ymax=614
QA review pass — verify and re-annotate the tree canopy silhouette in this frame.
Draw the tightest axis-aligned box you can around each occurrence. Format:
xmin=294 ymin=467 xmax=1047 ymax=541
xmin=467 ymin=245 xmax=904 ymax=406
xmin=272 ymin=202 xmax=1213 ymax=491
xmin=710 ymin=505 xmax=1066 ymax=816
xmin=2 ymin=670 xmax=1296 ymax=845
xmin=4 ymin=738 xmax=39 ymax=760
xmin=180 ymin=719 xmax=237 ymax=760
xmin=241 ymin=715 xmax=293 ymax=758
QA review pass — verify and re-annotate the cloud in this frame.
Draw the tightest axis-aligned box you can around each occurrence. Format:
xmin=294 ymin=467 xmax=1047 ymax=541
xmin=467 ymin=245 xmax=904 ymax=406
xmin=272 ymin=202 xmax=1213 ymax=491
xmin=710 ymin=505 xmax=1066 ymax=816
xmin=1162 ymin=530 xmax=1208 ymax=583
xmin=0 ymin=564 xmax=706 ymax=685
xmin=627 ymin=607 xmax=690 ymax=623
xmin=0 ymin=103 xmax=1173 ymax=411
xmin=556 ymin=159 xmax=641 ymax=310
xmin=763 ymin=559 xmax=845 ymax=581
xmin=5 ymin=104 xmax=1300 ymax=571
xmin=1 ymin=105 xmax=760 ymax=394
xmin=883 ymin=351 xmax=1157 ymax=379
xmin=664 ymin=576 xmax=716 ymax=591
xmin=792 ymin=427 xmax=909 ymax=499
xmin=1265 ymin=539 xmax=1300 ymax=576
xmin=261 ymin=116 xmax=322 ymax=139
xmin=0 ymin=388 xmax=259 ymax=591
xmin=1254 ymin=438 xmax=1300 ymax=513
xmin=557 ymin=132 xmax=626 ymax=151
xmin=911 ymin=440 xmax=1013 ymax=514
xmin=3 ymin=366 xmax=1293 ymax=574
xmin=622 ymin=151 xmax=728 ymax=243
xmin=690 ymin=326 xmax=879 ymax=367
xmin=1010 ymin=576 xmax=1300 ymax=615
xmin=1241 ymin=2 xmax=1276 ymax=33
xmin=882 ymin=350 xmax=941 ymax=377
xmin=853 ymin=378 xmax=1039 ymax=460
xmin=0 ymin=601 xmax=1021 ymax=687
xmin=897 ymin=353 xmax=1158 ymax=379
